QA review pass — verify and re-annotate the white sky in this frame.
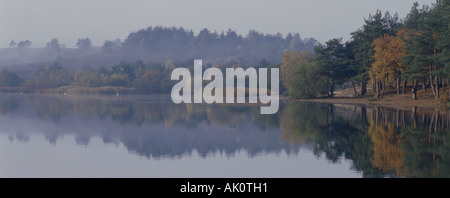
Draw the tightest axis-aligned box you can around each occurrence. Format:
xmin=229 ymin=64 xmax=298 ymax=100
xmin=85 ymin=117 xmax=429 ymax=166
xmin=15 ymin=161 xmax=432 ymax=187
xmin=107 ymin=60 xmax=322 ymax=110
xmin=0 ymin=0 xmax=437 ymax=48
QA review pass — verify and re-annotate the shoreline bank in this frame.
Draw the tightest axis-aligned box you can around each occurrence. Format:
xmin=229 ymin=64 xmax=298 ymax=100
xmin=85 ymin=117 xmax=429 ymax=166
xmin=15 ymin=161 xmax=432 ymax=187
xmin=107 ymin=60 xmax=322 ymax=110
xmin=299 ymin=93 xmax=446 ymax=110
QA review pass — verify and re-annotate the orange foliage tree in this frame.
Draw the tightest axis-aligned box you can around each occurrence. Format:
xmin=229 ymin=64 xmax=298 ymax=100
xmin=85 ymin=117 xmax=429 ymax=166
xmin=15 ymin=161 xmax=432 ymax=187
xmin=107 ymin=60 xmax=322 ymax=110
xmin=370 ymin=31 xmax=407 ymax=98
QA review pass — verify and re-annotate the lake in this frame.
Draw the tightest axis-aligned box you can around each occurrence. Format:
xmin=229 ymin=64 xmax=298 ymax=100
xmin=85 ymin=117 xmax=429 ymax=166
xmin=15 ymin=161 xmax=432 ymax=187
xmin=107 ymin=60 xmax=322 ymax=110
xmin=0 ymin=94 xmax=449 ymax=178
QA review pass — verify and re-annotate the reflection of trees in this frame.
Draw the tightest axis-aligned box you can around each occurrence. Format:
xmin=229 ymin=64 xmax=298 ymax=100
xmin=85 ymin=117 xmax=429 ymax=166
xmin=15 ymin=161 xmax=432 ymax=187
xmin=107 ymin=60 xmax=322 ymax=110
xmin=280 ymin=102 xmax=329 ymax=144
xmin=0 ymin=96 xmax=19 ymax=114
xmin=369 ymin=107 xmax=450 ymax=177
xmin=280 ymin=103 xmax=383 ymax=177
xmin=32 ymin=97 xmax=69 ymax=122
xmin=4 ymin=94 xmax=450 ymax=177
xmin=281 ymin=103 xmax=450 ymax=177
xmin=400 ymin=109 xmax=450 ymax=177
xmin=2 ymin=95 xmax=281 ymax=131
xmin=368 ymin=121 xmax=405 ymax=175
xmin=0 ymin=94 xmax=292 ymax=159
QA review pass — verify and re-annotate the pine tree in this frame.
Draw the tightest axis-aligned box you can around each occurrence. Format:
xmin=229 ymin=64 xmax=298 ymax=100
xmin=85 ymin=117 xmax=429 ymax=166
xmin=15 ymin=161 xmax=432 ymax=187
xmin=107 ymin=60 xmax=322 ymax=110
xmin=350 ymin=10 xmax=402 ymax=96
xmin=439 ymin=0 xmax=450 ymax=92
xmin=315 ymin=38 xmax=354 ymax=97
xmin=403 ymin=1 xmax=447 ymax=99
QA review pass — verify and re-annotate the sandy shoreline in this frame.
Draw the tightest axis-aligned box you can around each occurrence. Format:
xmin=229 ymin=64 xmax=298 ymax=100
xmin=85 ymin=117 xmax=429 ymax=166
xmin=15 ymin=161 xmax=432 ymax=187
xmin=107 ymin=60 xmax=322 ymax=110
xmin=298 ymin=90 xmax=448 ymax=110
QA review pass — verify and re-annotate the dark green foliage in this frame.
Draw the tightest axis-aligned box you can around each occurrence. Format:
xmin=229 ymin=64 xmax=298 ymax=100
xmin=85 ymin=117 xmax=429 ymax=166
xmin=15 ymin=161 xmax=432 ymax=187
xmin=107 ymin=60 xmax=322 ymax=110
xmin=349 ymin=10 xmax=402 ymax=95
xmin=17 ymin=40 xmax=32 ymax=48
xmin=122 ymin=26 xmax=316 ymax=64
xmin=402 ymin=0 xmax=449 ymax=99
xmin=133 ymin=69 xmax=162 ymax=93
xmin=74 ymin=66 xmax=108 ymax=87
xmin=76 ymin=38 xmax=92 ymax=51
xmin=0 ymin=69 xmax=22 ymax=87
xmin=342 ymin=1 xmax=449 ymax=99
xmin=404 ymin=2 xmax=426 ymax=30
xmin=28 ymin=62 xmax=73 ymax=88
xmin=281 ymin=103 xmax=383 ymax=177
xmin=439 ymin=0 xmax=450 ymax=76
xmin=45 ymin=38 xmax=61 ymax=54
xmin=314 ymin=38 xmax=355 ymax=97
xmin=9 ymin=40 xmax=16 ymax=48
xmin=289 ymin=61 xmax=327 ymax=99
xmin=102 ymin=39 xmax=121 ymax=53
xmin=71 ymin=60 xmax=175 ymax=93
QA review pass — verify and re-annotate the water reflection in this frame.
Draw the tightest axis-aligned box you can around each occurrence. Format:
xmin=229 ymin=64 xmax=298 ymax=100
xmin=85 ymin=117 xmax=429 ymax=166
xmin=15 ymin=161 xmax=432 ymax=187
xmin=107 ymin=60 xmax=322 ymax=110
xmin=1 ymin=94 xmax=450 ymax=177
xmin=281 ymin=103 xmax=450 ymax=177
xmin=0 ymin=94 xmax=296 ymax=159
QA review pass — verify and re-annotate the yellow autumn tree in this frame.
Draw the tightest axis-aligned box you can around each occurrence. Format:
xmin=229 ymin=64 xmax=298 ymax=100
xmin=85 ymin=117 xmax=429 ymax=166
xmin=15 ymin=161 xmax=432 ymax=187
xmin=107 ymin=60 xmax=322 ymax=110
xmin=370 ymin=31 xmax=408 ymax=98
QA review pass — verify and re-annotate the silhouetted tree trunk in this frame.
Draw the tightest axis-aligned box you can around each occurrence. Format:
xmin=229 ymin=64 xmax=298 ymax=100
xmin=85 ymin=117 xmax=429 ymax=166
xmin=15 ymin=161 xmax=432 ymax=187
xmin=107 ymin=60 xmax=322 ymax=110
xmin=412 ymin=106 xmax=417 ymax=127
xmin=403 ymin=79 xmax=407 ymax=94
xmin=375 ymin=81 xmax=380 ymax=98
xmin=430 ymin=72 xmax=436 ymax=98
xmin=361 ymin=81 xmax=367 ymax=96
xmin=350 ymin=77 xmax=358 ymax=96
xmin=412 ymin=80 xmax=418 ymax=100
xmin=361 ymin=106 xmax=367 ymax=123
xmin=435 ymin=110 xmax=438 ymax=133
xmin=436 ymin=75 xmax=439 ymax=99
xmin=330 ymin=82 xmax=335 ymax=97
xmin=396 ymin=108 xmax=400 ymax=126
xmin=423 ymin=79 xmax=427 ymax=91
xmin=448 ymin=80 xmax=450 ymax=97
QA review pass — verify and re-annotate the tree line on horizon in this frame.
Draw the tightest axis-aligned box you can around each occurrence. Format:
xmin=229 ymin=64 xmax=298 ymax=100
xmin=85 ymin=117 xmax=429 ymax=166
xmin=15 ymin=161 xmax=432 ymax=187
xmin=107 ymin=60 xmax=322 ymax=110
xmin=0 ymin=26 xmax=315 ymax=92
xmin=0 ymin=58 xmax=281 ymax=94
xmin=285 ymin=0 xmax=450 ymax=100
xmin=4 ymin=27 xmax=316 ymax=68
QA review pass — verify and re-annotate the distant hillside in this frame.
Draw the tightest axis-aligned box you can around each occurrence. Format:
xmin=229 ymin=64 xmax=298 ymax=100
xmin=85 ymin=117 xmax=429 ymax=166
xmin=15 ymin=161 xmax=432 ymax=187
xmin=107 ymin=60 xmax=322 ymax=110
xmin=0 ymin=26 xmax=317 ymax=79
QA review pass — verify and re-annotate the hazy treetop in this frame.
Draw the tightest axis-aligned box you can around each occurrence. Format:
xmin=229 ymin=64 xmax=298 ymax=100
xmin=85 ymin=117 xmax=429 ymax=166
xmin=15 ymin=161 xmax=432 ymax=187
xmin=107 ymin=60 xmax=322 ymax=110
xmin=0 ymin=0 xmax=436 ymax=47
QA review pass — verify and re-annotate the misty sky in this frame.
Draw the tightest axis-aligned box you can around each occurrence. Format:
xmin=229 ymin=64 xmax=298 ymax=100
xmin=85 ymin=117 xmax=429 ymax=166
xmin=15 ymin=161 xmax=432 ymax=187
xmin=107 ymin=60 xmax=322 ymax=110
xmin=0 ymin=0 xmax=436 ymax=48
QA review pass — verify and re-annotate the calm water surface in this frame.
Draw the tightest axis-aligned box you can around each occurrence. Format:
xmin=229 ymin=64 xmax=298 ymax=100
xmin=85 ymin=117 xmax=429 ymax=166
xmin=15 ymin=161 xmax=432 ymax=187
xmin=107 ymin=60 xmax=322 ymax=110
xmin=0 ymin=94 xmax=449 ymax=177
